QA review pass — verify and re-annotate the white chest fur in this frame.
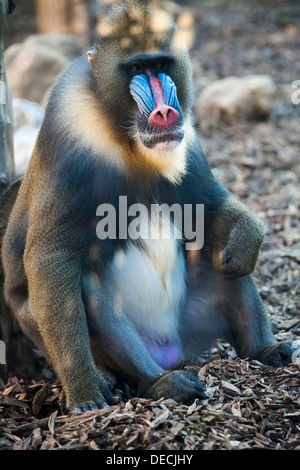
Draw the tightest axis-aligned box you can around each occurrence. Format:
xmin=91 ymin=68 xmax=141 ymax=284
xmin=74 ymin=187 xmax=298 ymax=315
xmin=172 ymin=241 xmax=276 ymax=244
xmin=103 ymin=214 xmax=186 ymax=344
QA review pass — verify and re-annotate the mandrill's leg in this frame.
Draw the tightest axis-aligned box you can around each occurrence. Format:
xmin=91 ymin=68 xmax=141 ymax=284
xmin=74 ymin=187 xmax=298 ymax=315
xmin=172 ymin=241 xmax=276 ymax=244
xmin=182 ymin=253 xmax=294 ymax=366
xmin=82 ymin=272 xmax=208 ymax=403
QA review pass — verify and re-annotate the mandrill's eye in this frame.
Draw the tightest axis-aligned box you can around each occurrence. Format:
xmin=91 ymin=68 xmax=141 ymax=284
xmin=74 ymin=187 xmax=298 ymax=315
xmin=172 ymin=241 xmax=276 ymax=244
xmin=129 ymin=65 xmax=139 ymax=75
xmin=153 ymin=62 xmax=167 ymax=72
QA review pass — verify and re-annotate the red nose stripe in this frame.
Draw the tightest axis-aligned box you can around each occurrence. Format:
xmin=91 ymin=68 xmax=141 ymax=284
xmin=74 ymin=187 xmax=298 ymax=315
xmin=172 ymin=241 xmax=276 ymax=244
xmin=148 ymin=74 xmax=179 ymax=130
xmin=148 ymin=75 xmax=166 ymax=108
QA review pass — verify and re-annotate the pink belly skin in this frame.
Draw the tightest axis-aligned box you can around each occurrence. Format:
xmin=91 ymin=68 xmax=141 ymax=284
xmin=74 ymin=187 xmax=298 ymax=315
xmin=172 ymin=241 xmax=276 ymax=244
xmin=144 ymin=340 xmax=183 ymax=370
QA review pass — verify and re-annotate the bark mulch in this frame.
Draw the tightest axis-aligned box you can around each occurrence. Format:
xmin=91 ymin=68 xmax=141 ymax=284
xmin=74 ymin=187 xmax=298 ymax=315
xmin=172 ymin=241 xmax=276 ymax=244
xmin=0 ymin=356 xmax=299 ymax=450
xmin=0 ymin=0 xmax=299 ymax=451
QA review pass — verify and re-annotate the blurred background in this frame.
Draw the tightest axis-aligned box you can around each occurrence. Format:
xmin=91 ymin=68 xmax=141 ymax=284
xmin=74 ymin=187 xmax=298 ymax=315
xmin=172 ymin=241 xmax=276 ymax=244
xmin=2 ymin=0 xmax=300 ymax=344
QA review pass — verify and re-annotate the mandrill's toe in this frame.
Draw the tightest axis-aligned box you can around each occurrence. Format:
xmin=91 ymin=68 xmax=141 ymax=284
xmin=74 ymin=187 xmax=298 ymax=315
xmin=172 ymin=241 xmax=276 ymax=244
xmin=257 ymin=342 xmax=295 ymax=367
xmin=70 ymin=399 xmax=112 ymax=416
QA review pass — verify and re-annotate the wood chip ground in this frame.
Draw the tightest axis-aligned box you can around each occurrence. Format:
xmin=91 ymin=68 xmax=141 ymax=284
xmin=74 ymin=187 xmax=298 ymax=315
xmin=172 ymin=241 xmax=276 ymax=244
xmin=0 ymin=0 xmax=299 ymax=451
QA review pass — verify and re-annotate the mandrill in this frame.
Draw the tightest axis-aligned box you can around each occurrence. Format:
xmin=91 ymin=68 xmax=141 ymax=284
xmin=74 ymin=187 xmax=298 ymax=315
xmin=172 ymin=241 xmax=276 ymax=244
xmin=1 ymin=0 xmax=294 ymax=413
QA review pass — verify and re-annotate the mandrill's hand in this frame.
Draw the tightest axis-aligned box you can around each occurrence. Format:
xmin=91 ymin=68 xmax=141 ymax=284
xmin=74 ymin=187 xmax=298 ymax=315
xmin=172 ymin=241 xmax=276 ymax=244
xmin=213 ymin=199 xmax=265 ymax=280
xmin=220 ymin=216 xmax=264 ymax=279
xmin=148 ymin=370 xmax=209 ymax=404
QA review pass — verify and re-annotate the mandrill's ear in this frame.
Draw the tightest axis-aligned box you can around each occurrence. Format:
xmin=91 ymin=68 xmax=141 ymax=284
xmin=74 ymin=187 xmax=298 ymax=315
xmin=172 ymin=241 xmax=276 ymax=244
xmin=87 ymin=50 xmax=95 ymax=66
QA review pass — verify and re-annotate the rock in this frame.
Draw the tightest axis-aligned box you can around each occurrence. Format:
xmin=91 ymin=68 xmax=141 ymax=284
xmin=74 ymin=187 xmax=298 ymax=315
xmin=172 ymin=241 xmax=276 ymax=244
xmin=196 ymin=75 xmax=277 ymax=130
xmin=12 ymin=99 xmax=45 ymax=176
xmin=13 ymin=98 xmax=44 ymax=131
xmin=5 ymin=34 xmax=84 ymax=104
xmin=13 ymin=125 xmax=40 ymax=177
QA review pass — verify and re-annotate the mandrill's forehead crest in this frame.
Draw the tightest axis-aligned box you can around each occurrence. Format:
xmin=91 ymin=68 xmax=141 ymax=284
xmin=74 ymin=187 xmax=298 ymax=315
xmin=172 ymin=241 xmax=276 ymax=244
xmin=97 ymin=1 xmax=176 ymax=55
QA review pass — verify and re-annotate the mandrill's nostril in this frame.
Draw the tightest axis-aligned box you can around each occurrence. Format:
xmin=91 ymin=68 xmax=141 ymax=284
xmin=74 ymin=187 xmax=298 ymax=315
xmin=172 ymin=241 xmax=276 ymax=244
xmin=149 ymin=105 xmax=179 ymax=130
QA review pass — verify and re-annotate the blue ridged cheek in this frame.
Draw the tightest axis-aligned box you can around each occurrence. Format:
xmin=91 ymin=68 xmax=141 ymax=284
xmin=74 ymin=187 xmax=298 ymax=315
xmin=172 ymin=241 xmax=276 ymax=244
xmin=129 ymin=74 xmax=155 ymax=117
xmin=158 ymin=73 xmax=180 ymax=110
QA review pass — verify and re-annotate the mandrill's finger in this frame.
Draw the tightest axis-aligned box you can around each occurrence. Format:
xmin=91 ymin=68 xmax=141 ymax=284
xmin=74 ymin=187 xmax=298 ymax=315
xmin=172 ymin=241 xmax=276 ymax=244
xmin=101 ymin=386 xmax=114 ymax=405
xmin=96 ymin=375 xmax=115 ymax=405
xmin=95 ymin=397 xmax=112 ymax=410
xmin=70 ymin=406 xmax=85 ymax=415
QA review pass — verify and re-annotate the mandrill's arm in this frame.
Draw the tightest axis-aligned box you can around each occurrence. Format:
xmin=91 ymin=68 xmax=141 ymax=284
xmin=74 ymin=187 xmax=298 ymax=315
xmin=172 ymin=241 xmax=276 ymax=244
xmin=185 ymin=142 xmax=265 ymax=279
xmin=181 ymin=139 xmax=264 ymax=279
xmin=82 ymin=272 xmax=208 ymax=403
xmin=23 ymin=201 xmax=113 ymax=412
xmin=211 ymin=198 xmax=265 ymax=279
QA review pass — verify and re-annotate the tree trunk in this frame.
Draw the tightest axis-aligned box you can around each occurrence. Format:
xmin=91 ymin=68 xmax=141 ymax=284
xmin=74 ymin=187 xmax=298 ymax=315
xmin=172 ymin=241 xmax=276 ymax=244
xmin=0 ymin=2 xmax=14 ymax=189
xmin=35 ymin=0 xmax=95 ymax=44
xmin=0 ymin=1 xmax=37 ymax=381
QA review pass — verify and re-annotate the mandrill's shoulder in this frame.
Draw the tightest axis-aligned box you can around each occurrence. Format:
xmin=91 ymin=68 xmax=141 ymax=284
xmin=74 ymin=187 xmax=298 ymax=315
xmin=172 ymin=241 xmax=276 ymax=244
xmin=38 ymin=55 xmax=94 ymax=141
xmin=41 ymin=55 xmax=93 ymax=130
xmin=36 ymin=56 xmax=129 ymax=174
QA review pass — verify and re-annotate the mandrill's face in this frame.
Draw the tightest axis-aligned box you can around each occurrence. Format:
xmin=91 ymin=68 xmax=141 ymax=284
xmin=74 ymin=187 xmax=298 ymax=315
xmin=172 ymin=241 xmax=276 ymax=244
xmin=89 ymin=2 xmax=194 ymax=180
xmin=90 ymin=2 xmax=193 ymax=155
xmin=124 ymin=54 xmax=185 ymax=151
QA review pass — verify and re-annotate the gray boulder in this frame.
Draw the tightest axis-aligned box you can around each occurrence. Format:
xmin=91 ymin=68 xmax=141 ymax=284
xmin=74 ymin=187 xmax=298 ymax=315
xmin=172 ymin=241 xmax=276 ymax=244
xmin=5 ymin=34 xmax=84 ymax=104
xmin=12 ymin=98 xmax=45 ymax=177
xmin=13 ymin=98 xmax=44 ymax=130
xmin=196 ymin=75 xmax=277 ymax=130
xmin=14 ymin=125 xmax=40 ymax=177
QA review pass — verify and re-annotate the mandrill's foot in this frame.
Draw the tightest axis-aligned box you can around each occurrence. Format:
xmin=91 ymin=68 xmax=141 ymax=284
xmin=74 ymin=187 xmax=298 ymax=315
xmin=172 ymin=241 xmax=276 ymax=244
xmin=148 ymin=370 xmax=209 ymax=404
xmin=256 ymin=342 xmax=295 ymax=367
xmin=67 ymin=369 xmax=114 ymax=415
